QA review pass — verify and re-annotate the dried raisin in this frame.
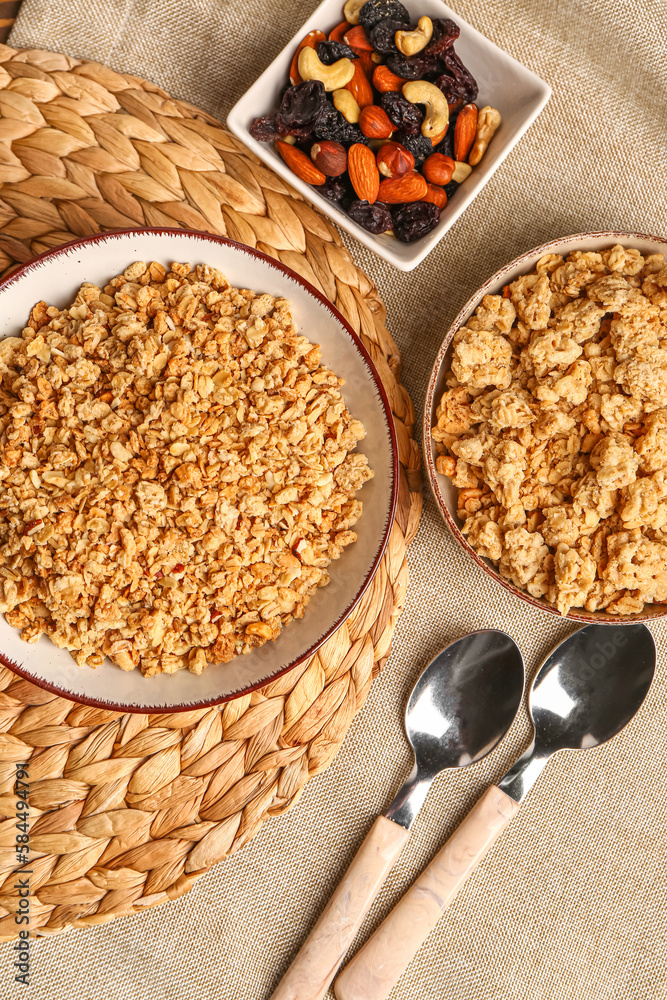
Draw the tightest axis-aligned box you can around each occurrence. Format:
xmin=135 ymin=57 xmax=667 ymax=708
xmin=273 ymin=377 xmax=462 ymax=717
xmin=317 ymin=40 xmax=358 ymax=64
xmin=436 ymin=47 xmax=478 ymax=105
xmin=279 ymin=80 xmax=327 ymax=132
xmin=320 ymin=174 xmax=351 ymax=202
xmin=313 ymin=105 xmax=370 ymax=145
xmin=424 ymin=18 xmax=460 ymax=59
xmin=434 ymin=120 xmax=455 ymax=159
xmin=347 ymin=199 xmax=393 ymax=233
xmin=393 ymin=130 xmax=433 ymax=159
xmin=379 ymin=92 xmax=423 ymax=134
xmin=386 ymin=50 xmax=427 ymax=80
xmin=444 ymin=179 xmax=459 ymax=200
xmin=358 ymin=0 xmax=410 ymax=31
xmin=391 ymin=201 xmax=440 ymax=242
xmin=249 ymin=113 xmax=288 ymax=143
xmin=369 ymin=18 xmax=409 ymax=54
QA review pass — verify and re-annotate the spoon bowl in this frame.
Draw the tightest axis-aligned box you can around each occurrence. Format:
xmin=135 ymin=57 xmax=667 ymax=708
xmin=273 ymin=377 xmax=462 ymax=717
xmin=500 ymin=623 xmax=656 ymax=801
xmin=406 ymin=630 xmax=525 ymax=775
xmin=530 ymin=623 xmax=656 ymax=752
xmin=387 ymin=629 xmax=524 ymax=828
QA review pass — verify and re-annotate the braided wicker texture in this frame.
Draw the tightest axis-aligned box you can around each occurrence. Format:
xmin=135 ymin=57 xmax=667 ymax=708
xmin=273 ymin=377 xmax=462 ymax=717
xmin=0 ymin=46 xmax=422 ymax=938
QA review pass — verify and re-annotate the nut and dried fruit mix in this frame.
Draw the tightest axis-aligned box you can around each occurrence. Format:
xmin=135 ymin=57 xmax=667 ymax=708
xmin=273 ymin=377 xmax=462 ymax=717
xmin=0 ymin=261 xmax=373 ymax=675
xmin=250 ymin=0 xmax=501 ymax=243
xmin=432 ymin=245 xmax=667 ymax=616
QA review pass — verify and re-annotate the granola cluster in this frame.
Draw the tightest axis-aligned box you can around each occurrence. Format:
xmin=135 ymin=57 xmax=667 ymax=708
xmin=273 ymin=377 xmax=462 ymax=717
xmin=433 ymin=244 xmax=667 ymax=616
xmin=0 ymin=261 xmax=373 ymax=674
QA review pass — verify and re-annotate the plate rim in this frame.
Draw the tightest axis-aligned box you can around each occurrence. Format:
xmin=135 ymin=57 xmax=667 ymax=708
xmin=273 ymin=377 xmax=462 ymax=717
xmin=0 ymin=227 xmax=400 ymax=710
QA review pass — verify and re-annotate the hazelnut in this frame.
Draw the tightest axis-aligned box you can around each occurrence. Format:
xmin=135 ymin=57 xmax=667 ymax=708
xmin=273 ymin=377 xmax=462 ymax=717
xmin=422 ymin=152 xmax=455 ymax=186
xmin=376 ymin=141 xmax=415 ymax=179
xmin=310 ymin=141 xmax=348 ymax=177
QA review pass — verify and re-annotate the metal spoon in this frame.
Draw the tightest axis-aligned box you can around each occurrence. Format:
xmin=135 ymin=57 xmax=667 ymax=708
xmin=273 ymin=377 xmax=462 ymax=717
xmin=270 ymin=629 xmax=524 ymax=1000
xmin=335 ymin=623 xmax=656 ymax=1000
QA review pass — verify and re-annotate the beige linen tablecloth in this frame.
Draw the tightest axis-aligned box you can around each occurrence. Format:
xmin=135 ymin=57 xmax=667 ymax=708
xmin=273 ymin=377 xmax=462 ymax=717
xmin=3 ymin=1 xmax=667 ymax=998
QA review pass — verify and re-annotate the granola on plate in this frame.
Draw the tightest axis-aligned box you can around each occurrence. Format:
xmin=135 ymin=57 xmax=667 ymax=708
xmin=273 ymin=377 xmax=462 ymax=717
xmin=0 ymin=261 xmax=373 ymax=674
xmin=433 ymin=244 xmax=667 ymax=616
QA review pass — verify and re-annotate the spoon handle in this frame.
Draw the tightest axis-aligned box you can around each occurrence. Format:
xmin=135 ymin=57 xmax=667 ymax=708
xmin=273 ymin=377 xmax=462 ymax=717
xmin=270 ymin=815 xmax=409 ymax=1000
xmin=334 ymin=786 xmax=519 ymax=1000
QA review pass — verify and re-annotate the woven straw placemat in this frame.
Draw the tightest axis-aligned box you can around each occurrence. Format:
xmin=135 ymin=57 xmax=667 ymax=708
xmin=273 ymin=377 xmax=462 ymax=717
xmin=0 ymin=44 xmax=422 ymax=939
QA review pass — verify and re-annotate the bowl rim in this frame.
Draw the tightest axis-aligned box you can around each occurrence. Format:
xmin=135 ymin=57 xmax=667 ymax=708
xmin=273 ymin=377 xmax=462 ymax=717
xmin=0 ymin=227 xmax=400 ymax=711
xmin=423 ymin=229 xmax=667 ymax=625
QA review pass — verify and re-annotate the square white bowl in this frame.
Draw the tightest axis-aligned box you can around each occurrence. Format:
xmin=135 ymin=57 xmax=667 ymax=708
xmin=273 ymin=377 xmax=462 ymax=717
xmin=227 ymin=0 xmax=551 ymax=272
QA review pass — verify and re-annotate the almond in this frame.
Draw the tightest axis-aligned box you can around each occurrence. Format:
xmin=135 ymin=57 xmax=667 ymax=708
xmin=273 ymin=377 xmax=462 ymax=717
xmin=358 ymin=50 xmax=376 ymax=77
xmin=347 ymin=143 xmax=380 ymax=203
xmin=276 ymin=140 xmax=326 ymax=186
xmin=422 ymin=182 xmax=447 ymax=209
xmin=372 ymin=64 xmax=408 ymax=93
xmin=376 ymin=141 xmax=414 ymax=178
xmin=422 ymin=152 xmax=455 ymax=185
xmin=343 ymin=25 xmax=373 ymax=51
xmin=310 ymin=140 xmax=347 ymax=177
xmin=378 ymin=171 xmax=428 ymax=204
xmin=329 ymin=21 xmax=349 ymax=42
xmin=454 ymin=103 xmax=478 ymax=162
xmin=359 ymin=105 xmax=394 ymax=139
xmin=289 ymin=30 xmax=326 ymax=87
xmin=345 ymin=60 xmax=374 ymax=108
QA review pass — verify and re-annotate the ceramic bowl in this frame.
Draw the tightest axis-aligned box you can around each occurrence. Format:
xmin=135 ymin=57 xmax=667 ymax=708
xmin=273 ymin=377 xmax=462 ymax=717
xmin=424 ymin=231 xmax=667 ymax=624
xmin=227 ymin=0 xmax=551 ymax=272
xmin=0 ymin=229 xmax=398 ymax=711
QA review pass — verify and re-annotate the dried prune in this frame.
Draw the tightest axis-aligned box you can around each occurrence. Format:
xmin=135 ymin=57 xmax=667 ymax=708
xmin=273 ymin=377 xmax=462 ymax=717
xmin=391 ymin=201 xmax=440 ymax=242
xmin=393 ymin=130 xmax=433 ymax=159
xmin=317 ymin=40 xmax=358 ymax=64
xmin=444 ymin=180 xmax=459 ymax=200
xmin=424 ymin=18 xmax=460 ymax=59
xmin=348 ymin=199 xmax=393 ymax=233
xmin=435 ymin=47 xmax=478 ymax=104
xmin=369 ymin=18 xmax=409 ymax=54
xmin=320 ymin=175 xmax=350 ymax=202
xmin=279 ymin=80 xmax=327 ymax=133
xmin=313 ymin=105 xmax=369 ymax=145
xmin=379 ymin=92 xmax=423 ymax=134
xmin=249 ymin=113 xmax=287 ymax=143
xmin=386 ymin=50 xmax=426 ymax=80
xmin=358 ymin=0 xmax=410 ymax=31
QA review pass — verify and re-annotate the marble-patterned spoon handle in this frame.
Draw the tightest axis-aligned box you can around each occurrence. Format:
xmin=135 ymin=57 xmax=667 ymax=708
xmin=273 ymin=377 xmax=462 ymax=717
xmin=334 ymin=786 xmax=519 ymax=1000
xmin=270 ymin=815 xmax=410 ymax=1000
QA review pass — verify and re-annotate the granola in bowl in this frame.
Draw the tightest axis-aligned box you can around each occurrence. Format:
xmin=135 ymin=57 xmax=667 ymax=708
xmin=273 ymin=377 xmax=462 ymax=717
xmin=432 ymin=243 xmax=667 ymax=617
xmin=0 ymin=261 xmax=373 ymax=676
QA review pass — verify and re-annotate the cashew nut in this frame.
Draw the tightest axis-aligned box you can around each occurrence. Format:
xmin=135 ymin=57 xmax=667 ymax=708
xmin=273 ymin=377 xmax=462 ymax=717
xmin=333 ymin=88 xmax=361 ymax=123
xmin=343 ymin=0 xmax=366 ymax=25
xmin=298 ymin=48 xmax=355 ymax=91
xmin=468 ymin=106 xmax=502 ymax=166
xmin=452 ymin=160 xmax=472 ymax=183
xmin=395 ymin=16 xmax=433 ymax=56
xmin=401 ymin=80 xmax=449 ymax=140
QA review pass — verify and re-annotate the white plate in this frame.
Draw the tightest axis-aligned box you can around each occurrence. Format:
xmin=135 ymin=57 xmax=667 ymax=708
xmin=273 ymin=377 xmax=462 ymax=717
xmin=0 ymin=229 xmax=398 ymax=710
xmin=424 ymin=231 xmax=667 ymax=624
xmin=227 ymin=0 xmax=551 ymax=272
